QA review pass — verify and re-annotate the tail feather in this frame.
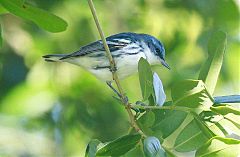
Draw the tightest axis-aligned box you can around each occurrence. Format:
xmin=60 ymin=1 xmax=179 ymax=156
xmin=42 ymin=54 xmax=67 ymax=62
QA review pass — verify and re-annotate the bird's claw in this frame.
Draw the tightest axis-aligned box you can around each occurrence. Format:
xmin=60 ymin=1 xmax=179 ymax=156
xmin=109 ymin=66 xmax=118 ymax=73
xmin=123 ymin=95 xmax=129 ymax=104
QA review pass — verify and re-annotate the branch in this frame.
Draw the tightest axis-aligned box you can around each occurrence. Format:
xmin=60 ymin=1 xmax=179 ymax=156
xmin=87 ymin=0 xmax=146 ymax=137
xmin=130 ymin=104 xmax=191 ymax=112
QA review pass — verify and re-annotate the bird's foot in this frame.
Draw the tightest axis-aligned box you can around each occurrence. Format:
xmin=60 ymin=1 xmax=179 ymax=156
xmin=122 ymin=95 xmax=129 ymax=104
xmin=109 ymin=65 xmax=118 ymax=73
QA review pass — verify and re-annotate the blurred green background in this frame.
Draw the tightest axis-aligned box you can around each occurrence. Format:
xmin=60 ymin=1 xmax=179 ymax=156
xmin=0 ymin=0 xmax=239 ymax=156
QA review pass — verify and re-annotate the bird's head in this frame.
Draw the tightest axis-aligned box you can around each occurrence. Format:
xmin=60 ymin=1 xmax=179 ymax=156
xmin=147 ymin=36 xmax=170 ymax=70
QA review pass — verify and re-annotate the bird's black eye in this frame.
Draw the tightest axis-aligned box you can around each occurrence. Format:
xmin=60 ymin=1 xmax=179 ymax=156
xmin=155 ymin=48 xmax=161 ymax=55
xmin=156 ymin=48 xmax=164 ymax=60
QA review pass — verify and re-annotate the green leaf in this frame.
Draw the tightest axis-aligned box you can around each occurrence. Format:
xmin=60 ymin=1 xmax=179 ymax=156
xmin=138 ymin=57 xmax=154 ymax=101
xmin=196 ymin=136 xmax=240 ymax=157
xmin=96 ymin=134 xmax=141 ymax=156
xmin=174 ymin=119 xmax=211 ymax=152
xmin=122 ymin=144 xmax=144 ymax=157
xmin=191 ymin=112 xmax=215 ymax=138
xmin=144 ymin=136 xmax=166 ymax=157
xmin=139 ymin=111 xmax=155 ymax=127
xmin=148 ymin=94 xmax=156 ymax=106
xmin=225 ymin=114 xmax=240 ymax=131
xmin=214 ymin=122 xmax=228 ymax=136
xmin=198 ymin=31 xmax=227 ymax=94
xmin=211 ymin=105 xmax=240 ymax=116
xmin=85 ymin=139 xmax=101 ymax=157
xmin=226 ymin=118 xmax=240 ymax=130
xmin=152 ymin=103 xmax=188 ymax=139
xmin=138 ymin=111 xmax=155 ymax=135
xmin=171 ymin=79 xmax=213 ymax=109
xmin=0 ymin=4 xmax=8 ymax=14
xmin=0 ymin=0 xmax=68 ymax=32
xmin=171 ymin=80 xmax=204 ymax=101
xmin=217 ymin=114 xmax=240 ymax=136
xmin=165 ymin=149 xmax=177 ymax=157
xmin=0 ymin=23 xmax=2 ymax=47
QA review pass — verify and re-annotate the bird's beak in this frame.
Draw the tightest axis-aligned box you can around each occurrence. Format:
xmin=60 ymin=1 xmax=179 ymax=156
xmin=161 ymin=60 xmax=171 ymax=70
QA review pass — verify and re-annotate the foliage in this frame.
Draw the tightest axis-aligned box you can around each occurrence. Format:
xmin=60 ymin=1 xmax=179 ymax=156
xmin=0 ymin=0 xmax=67 ymax=47
xmin=0 ymin=0 xmax=239 ymax=157
xmin=138 ymin=57 xmax=154 ymax=101
xmin=198 ymin=31 xmax=227 ymax=94
xmin=85 ymin=139 xmax=101 ymax=157
xmin=96 ymin=134 xmax=141 ymax=156
xmin=0 ymin=23 xmax=2 ymax=47
xmin=196 ymin=136 xmax=240 ymax=157
xmin=84 ymin=30 xmax=240 ymax=156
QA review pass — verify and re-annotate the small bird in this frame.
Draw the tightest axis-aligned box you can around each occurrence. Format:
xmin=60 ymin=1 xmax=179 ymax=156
xmin=43 ymin=32 xmax=170 ymax=81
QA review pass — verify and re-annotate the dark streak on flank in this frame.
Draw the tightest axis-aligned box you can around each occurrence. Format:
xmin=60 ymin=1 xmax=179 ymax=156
xmin=93 ymin=65 xmax=110 ymax=70
xmin=112 ymin=52 xmax=140 ymax=58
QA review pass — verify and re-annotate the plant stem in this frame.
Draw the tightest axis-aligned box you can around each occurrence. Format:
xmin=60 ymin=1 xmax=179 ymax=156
xmin=87 ymin=0 xmax=146 ymax=137
xmin=130 ymin=104 xmax=191 ymax=112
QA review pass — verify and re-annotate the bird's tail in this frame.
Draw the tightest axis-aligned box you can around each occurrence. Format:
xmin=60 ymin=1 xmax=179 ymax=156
xmin=42 ymin=54 xmax=67 ymax=62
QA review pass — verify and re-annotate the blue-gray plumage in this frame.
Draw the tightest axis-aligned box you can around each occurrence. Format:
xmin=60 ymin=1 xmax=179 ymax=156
xmin=43 ymin=32 xmax=170 ymax=81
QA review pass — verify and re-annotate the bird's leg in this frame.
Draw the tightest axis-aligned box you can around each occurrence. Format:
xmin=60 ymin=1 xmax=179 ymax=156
xmin=106 ymin=81 xmax=121 ymax=98
xmin=106 ymin=81 xmax=129 ymax=104
xmin=123 ymin=95 xmax=129 ymax=104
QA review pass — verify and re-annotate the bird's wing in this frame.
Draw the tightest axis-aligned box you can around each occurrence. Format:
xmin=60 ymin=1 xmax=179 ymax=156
xmin=60 ymin=38 xmax=131 ymax=60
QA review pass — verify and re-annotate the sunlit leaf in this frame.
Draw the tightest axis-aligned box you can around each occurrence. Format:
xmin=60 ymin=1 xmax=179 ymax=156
xmin=198 ymin=31 xmax=227 ymax=94
xmin=171 ymin=79 xmax=213 ymax=109
xmin=153 ymin=72 xmax=166 ymax=106
xmin=214 ymin=122 xmax=228 ymax=136
xmin=96 ymin=134 xmax=141 ymax=156
xmin=225 ymin=114 xmax=240 ymax=131
xmin=165 ymin=149 xmax=177 ymax=157
xmin=152 ymin=102 xmax=188 ymax=139
xmin=138 ymin=57 xmax=154 ymax=101
xmin=171 ymin=79 xmax=206 ymax=101
xmin=191 ymin=112 xmax=215 ymax=138
xmin=196 ymin=136 xmax=240 ymax=157
xmin=211 ymin=105 xmax=240 ymax=116
xmin=0 ymin=0 xmax=68 ymax=32
xmin=85 ymin=139 xmax=101 ymax=157
xmin=226 ymin=119 xmax=240 ymax=131
xmin=214 ymin=114 xmax=240 ymax=137
xmin=174 ymin=118 xmax=211 ymax=152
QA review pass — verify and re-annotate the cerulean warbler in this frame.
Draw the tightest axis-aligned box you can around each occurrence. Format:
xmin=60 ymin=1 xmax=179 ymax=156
xmin=43 ymin=32 xmax=170 ymax=81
